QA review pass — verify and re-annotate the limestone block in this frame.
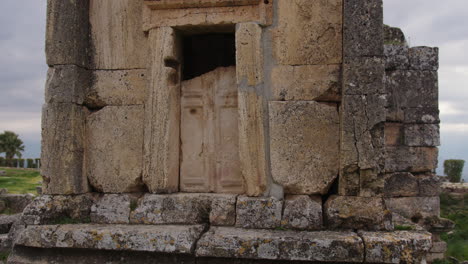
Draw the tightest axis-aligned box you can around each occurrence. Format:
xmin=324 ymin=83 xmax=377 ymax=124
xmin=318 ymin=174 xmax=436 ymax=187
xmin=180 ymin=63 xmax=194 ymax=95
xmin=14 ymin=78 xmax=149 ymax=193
xmin=90 ymin=194 xmax=131 ymax=224
xmin=0 ymin=194 xmax=34 ymax=214
xmin=404 ymin=107 xmax=440 ymax=124
xmin=418 ymin=174 xmax=441 ymax=197
xmin=236 ymin=23 xmax=263 ymax=86
xmin=85 ymin=70 xmax=147 ymax=107
xmin=269 ymin=101 xmax=339 ymax=195
xmin=344 ymin=0 xmax=383 ymax=57
xmin=235 ymin=196 xmax=282 ymax=229
xmin=41 ymin=103 xmax=89 ymax=195
xmin=16 ymin=224 xmax=205 ymax=254
xmin=46 ymin=0 xmax=89 ymax=67
xmin=281 ymin=195 xmax=322 ymax=230
xmin=86 ymin=106 xmax=145 ymax=193
xmin=385 ymin=122 xmax=403 ymax=146
xmin=90 ymin=0 xmax=148 ymax=69
xmin=22 ymin=194 xmax=96 ymax=225
xmin=130 ymin=193 xmax=237 ymax=226
xmin=409 ymin=47 xmax=439 ymax=71
xmin=238 ymin=92 xmax=268 ymax=196
xmin=271 ymin=65 xmax=341 ymax=101
xmin=384 ymin=25 xmax=407 ymax=46
xmin=384 ymin=45 xmax=409 ymax=70
xmin=383 ymin=172 xmax=419 ymax=197
xmin=143 ymin=27 xmax=180 ymax=193
xmin=0 ymin=214 xmax=20 ymax=234
xmin=430 ymin=241 xmax=447 ymax=253
xmin=385 ymin=146 xmax=438 ymax=173
xmin=360 ymin=231 xmax=432 ymax=263
xmin=45 ymin=65 xmax=89 ymax=104
xmin=404 ymin=124 xmax=440 ymax=147
xmin=144 ymin=0 xmax=260 ymax=10
xmin=196 ymin=227 xmax=364 ymax=262
xmin=385 ymin=197 xmax=440 ymax=222
xmin=324 ymin=196 xmax=393 ymax=231
xmin=273 ymin=0 xmax=342 ymax=65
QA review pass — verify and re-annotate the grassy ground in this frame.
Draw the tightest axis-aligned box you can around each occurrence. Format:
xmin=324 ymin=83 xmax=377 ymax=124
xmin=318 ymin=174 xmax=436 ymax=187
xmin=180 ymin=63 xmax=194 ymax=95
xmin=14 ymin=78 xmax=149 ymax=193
xmin=0 ymin=167 xmax=41 ymax=195
xmin=440 ymin=192 xmax=468 ymax=261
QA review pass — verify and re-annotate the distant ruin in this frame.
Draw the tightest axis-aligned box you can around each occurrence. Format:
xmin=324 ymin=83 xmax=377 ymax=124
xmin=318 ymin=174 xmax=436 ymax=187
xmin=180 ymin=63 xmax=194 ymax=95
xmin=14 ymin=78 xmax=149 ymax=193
xmin=7 ymin=0 xmax=451 ymax=263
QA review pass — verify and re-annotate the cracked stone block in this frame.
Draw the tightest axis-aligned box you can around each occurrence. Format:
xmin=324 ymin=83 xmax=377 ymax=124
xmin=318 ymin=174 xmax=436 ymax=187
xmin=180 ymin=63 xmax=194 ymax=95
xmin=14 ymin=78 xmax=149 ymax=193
xmin=0 ymin=214 xmax=20 ymax=234
xmin=15 ymin=224 xmax=205 ymax=254
xmin=409 ymin=47 xmax=439 ymax=71
xmin=45 ymin=65 xmax=89 ymax=104
xmin=130 ymin=193 xmax=237 ymax=226
xmin=383 ymin=172 xmax=419 ymax=197
xmin=196 ymin=227 xmax=364 ymax=262
xmin=344 ymin=0 xmax=383 ymax=57
xmin=418 ymin=174 xmax=441 ymax=197
xmin=269 ymin=101 xmax=339 ymax=195
xmin=385 ymin=146 xmax=438 ymax=173
xmin=384 ymin=25 xmax=407 ymax=46
xmin=384 ymin=45 xmax=409 ymax=70
xmin=360 ymin=231 xmax=432 ymax=263
xmin=236 ymin=196 xmax=282 ymax=229
xmin=404 ymin=124 xmax=440 ymax=147
xmin=90 ymin=194 xmax=131 ymax=224
xmin=325 ymin=195 xmax=393 ymax=231
xmin=385 ymin=197 xmax=440 ymax=223
xmin=85 ymin=69 xmax=147 ymax=107
xmin=21 ymin=194 xmax=96 ymax=225
xmin=86 ymin=105 xmax=145 ymax=193
xmin=273 ymin=0 xmax=342 ymax=65
xmin=281 ymin=195 xmax=322 ymax=230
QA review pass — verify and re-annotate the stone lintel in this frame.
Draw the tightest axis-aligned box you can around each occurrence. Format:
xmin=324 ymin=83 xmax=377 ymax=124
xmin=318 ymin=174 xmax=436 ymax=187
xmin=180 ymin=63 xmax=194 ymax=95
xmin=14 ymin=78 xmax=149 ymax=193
xmin=144 ymin=0 xmax=261 ymax=10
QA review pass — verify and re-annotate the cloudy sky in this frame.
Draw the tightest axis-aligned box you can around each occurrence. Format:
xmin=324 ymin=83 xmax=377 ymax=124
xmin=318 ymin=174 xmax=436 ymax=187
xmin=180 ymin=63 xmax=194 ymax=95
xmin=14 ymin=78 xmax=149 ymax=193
xmin=0 ymin=0 xmax=467 ymax=179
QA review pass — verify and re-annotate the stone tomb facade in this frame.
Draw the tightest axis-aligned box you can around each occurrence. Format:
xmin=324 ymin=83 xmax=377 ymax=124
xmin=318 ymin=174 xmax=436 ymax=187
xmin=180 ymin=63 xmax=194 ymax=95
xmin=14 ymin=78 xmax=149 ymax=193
xmin=8 ymin=0 xmax=450 ymax=263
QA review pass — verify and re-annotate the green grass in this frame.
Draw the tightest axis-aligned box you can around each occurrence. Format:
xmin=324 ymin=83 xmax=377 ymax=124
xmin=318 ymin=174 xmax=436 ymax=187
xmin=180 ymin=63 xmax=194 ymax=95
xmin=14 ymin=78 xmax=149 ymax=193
xmin=440 ymin=193 xmax=468 ymax=261
xmin=0 ymin=167 xmax=41 ymax=195
xmin=394 ymin=225 xmax=413 ymax=231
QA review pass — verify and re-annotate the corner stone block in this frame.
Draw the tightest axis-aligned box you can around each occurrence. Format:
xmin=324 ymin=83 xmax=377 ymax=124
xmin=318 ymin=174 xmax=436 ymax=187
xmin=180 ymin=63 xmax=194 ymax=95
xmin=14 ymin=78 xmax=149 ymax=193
xmin=409 ymin=47 xmax=439 ymax=71
xmin=236 ymin=196 xmax=282 ymax=229
xmin=418 ymin=174 xmax=441 ymax=197
xmin=41 ymin=103 xmax=89 ymax=195
xmin=273 ymin=0 xmax=343 ymax=65
xmin=384 ymin=44 xmax=409 ymax=70
xmin=281 ymin=195 xmax=322 ymax=230
xmin=344 ymin=0 xmax=383 ymax=57
xmin=385 ymin=146 xmax=438 ymax=173
xmin=385 ymin=197 xmax=440 ymax=222
xmin=235 ymin=22 xmax=263 ymax=86
xmin=269 ymin=101 xmax=339 ymax=195
xmin=90 ymin=194 xmax=131 ymax=224
xmin=384 ymin=25 xmax=407 ymax=46
xmin=360 ymin=231 xmax=432 ymax=263
xmin=45 ymin=65 xmax=90 ymax=105
xmin=46 ymin=0 xmax=89 ymax=67
xmin=404 ymin=107 xmax=440 ymax=124
xmin=324 ymin=195 xmax=393 ymax=231
xmin=86 ymin=106 xmax=145 ymax=193
xmin=404 ymin=124 xmax=440 ymax=147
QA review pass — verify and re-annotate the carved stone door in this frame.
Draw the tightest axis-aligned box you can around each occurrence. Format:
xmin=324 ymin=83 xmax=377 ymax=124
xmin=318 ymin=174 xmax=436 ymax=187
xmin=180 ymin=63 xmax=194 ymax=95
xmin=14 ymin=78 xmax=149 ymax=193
xmin=180 ymin=66 xmax=244 ymax=193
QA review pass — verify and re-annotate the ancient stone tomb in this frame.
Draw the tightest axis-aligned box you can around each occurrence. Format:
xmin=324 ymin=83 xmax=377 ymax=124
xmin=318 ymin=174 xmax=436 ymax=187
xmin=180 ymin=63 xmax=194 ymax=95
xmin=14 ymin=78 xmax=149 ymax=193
xmin=8 ymin=0 xmax=450 ymax=263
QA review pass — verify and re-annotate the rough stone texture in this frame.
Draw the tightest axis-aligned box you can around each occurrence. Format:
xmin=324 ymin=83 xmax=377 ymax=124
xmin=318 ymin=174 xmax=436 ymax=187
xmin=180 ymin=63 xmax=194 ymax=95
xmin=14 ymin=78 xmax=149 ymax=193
xmin=21 ymin=194 xmax=96 ymax=225
xmin=269 ymin=101 xmax=339 ymax=195
xmin=404 ymin=107 xmax=440 ymax=124
xmin=236 ymin=23 xmax=263 ymax=86
xmin=86 ymin=106 xmax=144 ymax=193
xmin=339 ymin=57 xmax=385 ymax=196
xmin=385 ymin=70 xmax=438 ymax=122
xmin=143 ymin=27 xmax=180 ymax=194
xmin=130 ymin=193 xmax=237 ymax=226
xmin=281 ymin=195 xmax=322 ymax=230
xmin=144 ymin=0 xmax=260 ymax=10
xmin=409 ymin=47 xmax=439 ymax=71
xmin=273 ymin=0 xmax=342 ymax=65
xmin=383 ymin=172 xmax=419 ymax=197
xmin=418 ymin=174 xmax=441 ymax=197
xmin=41 ymin=103 xmax=89 ymax=195
xmin=325 ymin=196 xmax=393 ymax=231
xmin=385 ymin=146 xmax=438 ymax=173
xmin=90 ymin=0 xmax=148 ymax=69
xmin=90 ymin=194 xmax=131 ymax=224
xmin=15 ymin=224 xmax=205 ymax=254
xmin=430 ymin=241 xmax=447 ymax=253
xmin=384 ymin=45 xmax=409 ymax=70
xmin=235 ymin=196 xmax=282 ymax=229
xmin=385 ymin=197 xmax=440 ymax=223
xmin=0 ymin=214 xmax=20 ymax=234
xmin=46 ymin=0 xmax=89 ymax=67
xmin=404 ymin=124 xmax=440 ymax=147
xmin=384 ymin=25 xmax=407 ymax=45
xmin=360 ymin=231 xmax=432 ymax=263
xmin=344 ymin=0 xmax=383 ymax=57
xmin=196 ymin=227 xmax=364 ymax=262
xmin=45 ymin=65 xmax=89 ymax=104
xmin=271 ymin=65 xmax=341 ymax=101
xmin=86 ymin=70 xmax=147 ymax=107
xmin=384 ymin=123 xmax=403 ymax=146
xmin=0 ymin=194 xmax=34 ymax=214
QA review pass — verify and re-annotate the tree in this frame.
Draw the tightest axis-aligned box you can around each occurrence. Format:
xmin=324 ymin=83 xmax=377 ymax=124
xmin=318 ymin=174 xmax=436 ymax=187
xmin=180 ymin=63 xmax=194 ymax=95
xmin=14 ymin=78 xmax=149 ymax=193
xmin=444 ymin=159 xmax=465 ymax=183
xmin=0 ymin=131 xmax=25 ymax=167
